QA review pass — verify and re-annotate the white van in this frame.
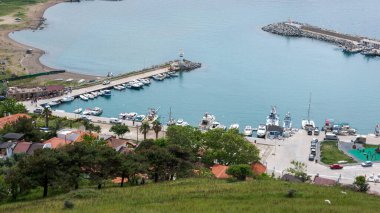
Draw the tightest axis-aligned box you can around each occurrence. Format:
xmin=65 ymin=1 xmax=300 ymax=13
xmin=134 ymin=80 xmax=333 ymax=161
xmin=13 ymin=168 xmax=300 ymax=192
xmin=325 ymin=133 xmax=338 ymax=141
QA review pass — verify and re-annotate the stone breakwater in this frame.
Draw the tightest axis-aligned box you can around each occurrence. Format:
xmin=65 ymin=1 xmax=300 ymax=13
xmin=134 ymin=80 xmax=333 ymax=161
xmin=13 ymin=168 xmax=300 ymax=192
xmin=262 ymin=22 xmax=360 ymax=47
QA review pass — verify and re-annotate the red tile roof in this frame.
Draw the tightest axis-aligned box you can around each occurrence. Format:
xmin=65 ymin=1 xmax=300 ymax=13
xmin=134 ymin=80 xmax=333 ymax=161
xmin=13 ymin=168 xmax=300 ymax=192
xmin=211 ymin=164 xmax=230 ymax=179
xmin=251 ymin=162 xmax=267 ymax=175
xmin=107 ymin=137 xmax=128 ymax=149
xmin=43 ymin=137 xmax=71 ymax=149
xmin=0 ymin=114 xmax=31 ymax=129
xmin=13 ymin=142 xmax=32 ymax=154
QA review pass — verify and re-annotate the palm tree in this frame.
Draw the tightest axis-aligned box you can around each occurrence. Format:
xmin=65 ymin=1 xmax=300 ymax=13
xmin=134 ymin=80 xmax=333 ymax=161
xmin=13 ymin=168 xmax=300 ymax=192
xmin=42 ymin=107 xmax=51 ymax=128
xmin=139 ymin=121 xmax=150 ymax=140
xmin=152 ymin=120 xmax=162 ymax=139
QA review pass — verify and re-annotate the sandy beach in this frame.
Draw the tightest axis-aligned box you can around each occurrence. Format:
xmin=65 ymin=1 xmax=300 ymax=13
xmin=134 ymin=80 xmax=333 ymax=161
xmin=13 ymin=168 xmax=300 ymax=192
xmin=0 ymin=0 xmax=96 ymax=81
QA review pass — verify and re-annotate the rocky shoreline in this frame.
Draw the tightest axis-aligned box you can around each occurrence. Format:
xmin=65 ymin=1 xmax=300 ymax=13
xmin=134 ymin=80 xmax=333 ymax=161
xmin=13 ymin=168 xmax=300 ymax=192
xmin=262 ymin=22 xmax=354 ymax=46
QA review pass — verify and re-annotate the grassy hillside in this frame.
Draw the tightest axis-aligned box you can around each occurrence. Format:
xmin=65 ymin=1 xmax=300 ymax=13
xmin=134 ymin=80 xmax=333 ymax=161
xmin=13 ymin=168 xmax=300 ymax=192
xmin=1 ymin=178 xmax=379 ymax=213
xmin=0 ymin=0 xmax=46 ymax=17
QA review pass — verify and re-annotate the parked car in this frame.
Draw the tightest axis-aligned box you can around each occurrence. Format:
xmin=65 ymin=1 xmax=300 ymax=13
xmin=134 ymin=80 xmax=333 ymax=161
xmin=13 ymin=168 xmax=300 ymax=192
xmin=325 ymin=133 xmax=338 ymax=141
xmin=311 ymin=138 xmax=318 ymax=143
xmin=33 ymin=108 xmax=43 ymax=114
xmin=110 ymin=117 xmax=122 ymax=124
xmin=311 ymin=148 xmax=316 ymax=154
xmin=314 ymin=127 xmax=320 ymax=135
xmin=308 ymin=154 xmax=315 ymax=161
xmin=103 ymin=80 xmax=110 ymax=85
xmin=307 ymin=128 xmax=313 ymax=135
xmin=367 ymin=175 xmax=380 ymax=183
xmin=361 ymin=161 xmax=373 ymax=167
xmin=330 ymin=164 xmax=343 ymax=169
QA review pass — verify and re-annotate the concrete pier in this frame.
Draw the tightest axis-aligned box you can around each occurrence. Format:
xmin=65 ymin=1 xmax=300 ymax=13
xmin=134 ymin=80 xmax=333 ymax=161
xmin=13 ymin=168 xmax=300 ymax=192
xmin=262 ymin=21 xmax=380 ymax=56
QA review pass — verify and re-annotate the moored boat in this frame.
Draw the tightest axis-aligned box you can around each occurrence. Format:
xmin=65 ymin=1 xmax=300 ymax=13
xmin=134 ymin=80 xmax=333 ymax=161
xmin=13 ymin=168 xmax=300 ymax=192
xmin=61 ymin=96 xmax=74 ymax=102
xmin=229 ymin=123 xmax=240 ymax=130
xmin=135 ymin=114 xmax=146 ymax=122
xmin=266 ymin=106 xmax=279 ymax=126
xmin=257 ymin=124 xmax=267 ymax=138
xmin=104 ymin=90 xmax=112 ymax=96
xmin=244 ymin=126 xmax=253 ymax=136
xmin=283 ymin=112 xmax=292 ymax=129
xmin=79 ymin=95 xmax=88 ymax=101
xmin=176 ymin=119 xmax=189 ymax=127
xmin=199 ymin=113 xmax=216 ymax=131
xmin=73 ymin=108 xmax=83 ymax=114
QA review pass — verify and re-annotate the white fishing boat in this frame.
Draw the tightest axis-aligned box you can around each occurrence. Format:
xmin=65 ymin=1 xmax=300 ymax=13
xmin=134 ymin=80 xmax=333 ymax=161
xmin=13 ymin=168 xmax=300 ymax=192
xmin=113 ymin=85 xmax=123 ymax=90
xmin=91 ymin=107 xmax=103 ymax=116
xmin=48 ymin=100 xmax=60 ymax=106
xmin=244 ymin=126 xmax=253 ymax=136
xmin=199 ymin=113 xmax=216 ymax=131
xmin=152 ymin=74 xmax=164 ymax=81
xmin=79 ymin=95 xmax=88 ymax=101
xmin=87 ymin=94 xmax=94 ymax=99
xmin=98 ymin=90 xmax=105 ymax=96
xmin=135 ymin=114 xmax=146 ymax=122
xmin=91 ymin=92 xmax=98 ymax=98
xmin=139 ymin=78 xmax=151 ymax=85
xmin=176 ymin=119 xmax=189 ymax=127
xmin=61 ymin=96 xmax=74 ymax=102
xmin=266 ymin=106 xmax=280 ymax=126
xmin=168 ymin=71 xmax=179 ymax=77
xmin=73 ymin=108 xmax=83 ymax=114
xmin=229 ymin=123 xmax=240 ymax=130
xmin=283 ymin=112 xmax=292 ymax=129
xmin=301 ymin=94 xmax=315 ymax=129
xmin=104 ymin=90 xmax=112 ymax=96
xmin=144 ymin=108 xmax=159 ymax=122
xmin=257 ymin=124 xmax=267 ymax=138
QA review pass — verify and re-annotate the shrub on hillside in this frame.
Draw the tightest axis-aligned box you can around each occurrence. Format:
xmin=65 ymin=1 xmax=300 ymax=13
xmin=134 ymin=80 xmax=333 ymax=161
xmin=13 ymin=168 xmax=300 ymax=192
xmin=226 ymin=164 xmax=252 ymax=181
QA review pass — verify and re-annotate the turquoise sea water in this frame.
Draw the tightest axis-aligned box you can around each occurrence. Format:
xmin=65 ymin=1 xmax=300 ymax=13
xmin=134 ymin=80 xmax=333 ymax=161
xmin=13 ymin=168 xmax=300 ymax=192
xmin=9 ymin=0 xmax=380 ymax=132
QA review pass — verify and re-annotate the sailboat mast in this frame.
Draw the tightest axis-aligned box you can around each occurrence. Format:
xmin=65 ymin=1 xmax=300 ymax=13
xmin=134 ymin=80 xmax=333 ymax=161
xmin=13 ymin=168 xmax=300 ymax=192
xmin=307 ymin=93 xmax=312 ymax=122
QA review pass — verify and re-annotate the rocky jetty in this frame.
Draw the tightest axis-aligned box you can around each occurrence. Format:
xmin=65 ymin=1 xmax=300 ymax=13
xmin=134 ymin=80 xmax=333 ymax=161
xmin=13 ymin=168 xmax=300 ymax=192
xmin=262 ymin=22 xmax=354 ymax=47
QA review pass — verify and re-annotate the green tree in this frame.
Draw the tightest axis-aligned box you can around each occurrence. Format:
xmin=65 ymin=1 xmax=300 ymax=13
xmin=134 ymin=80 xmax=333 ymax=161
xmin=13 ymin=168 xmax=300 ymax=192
xmin=0 ymin=98 xmax=26 ymax=117
xmin=0 ymin=116 xmax=42 ymax=141
xmin=17 ymin=149 xmax=64 ymax=197
xmin=226 ymin=164 xmax=253 ymax=181
xmin=42 ymin=107 xmax=51 ymax=128
xmin=117 ymin=153 xmax=147 ymax=187
xmin=202 ymin=129 xmax=260 ymax=166
xmin=139 ymin=121 xmax=150 ymax=140
xmin=354 ymin=176 xmax=369 ymax=192
xmin=152 ymin=120 xmax=162 ymax=139
xmin=166 ymin=125 xmax=202 ymax=152
xmin=83 ymin=121 xmax=101 ymax=134
xmin=110 ymin=124 xmax=130 ymax=138
xmin=286 ymin=161 xmax=309 ymax=182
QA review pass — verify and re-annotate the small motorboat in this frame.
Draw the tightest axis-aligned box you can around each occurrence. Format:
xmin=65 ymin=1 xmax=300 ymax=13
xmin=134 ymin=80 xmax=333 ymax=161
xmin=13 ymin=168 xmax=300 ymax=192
xmin=134 ymin=114 xmax=146 ymax=122
xmin=229 ymin=123 xmax=240 ymax=130
xmin=113 ymin=85 xmax=123 ymax=90
xmin=257 ymin=124 xmax=267 ymax=138
xmin=91 ymin=107 xmax=103 ymax=116
xmin=139 ymin=78 xmax=151 ymax=85
xmin=199 ymin=113 xmax=216 ymax=131
xmin=98 ymin=90 xmax=105 ymax=96
xmin=61 ymin=96 xmax=74 ymax=102
xmin=73 ymin=108 xmax=83 ymax=114
xmin=91 ymin=92 xmax=98 ymax=98
xmin=104 ymin=90 xmax=112 ymax=96
xmin=168 ymin=71 xmax=179 ymax=77
xmin=87 ymin=94 xmax=94 ymax=99
xmin=80 ymin=95 xmax=88 ymax=101
xmin=152 ymin=74 xmax=164 ymax=81
xmin=126 ymin=112 xmax=138 ymax=120
xmin=176 ymin=119 xmax=189 ymax=127
xmin=48 ymin=100 xmax=60 ymax=106
xmin=244 ymin=126 xmax=253 ymax=136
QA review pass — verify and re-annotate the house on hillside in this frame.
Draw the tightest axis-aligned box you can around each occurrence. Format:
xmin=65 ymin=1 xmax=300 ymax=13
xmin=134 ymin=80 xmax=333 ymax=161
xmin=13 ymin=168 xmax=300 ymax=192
xmin=104 ymin=136 xmax=136 ymax=151
xmin=26 ymin=143 xmax=44 ymax=155
xmin=43 ymin=137 xmax=72 ymax=149
xmin=0 ymin=142 xmax=15 ymax=159
xmin=13 ymin=142 xmax=32 ymax=155
xmin=57 ymin=129 xmax=98 ymax=142
xmin=2 ymin=133 xmax=25 ymax=141
xmin=251 ymin=162 xmax=267 ymax=175
xmin=0 ymin=114 xmax=31 ymax=129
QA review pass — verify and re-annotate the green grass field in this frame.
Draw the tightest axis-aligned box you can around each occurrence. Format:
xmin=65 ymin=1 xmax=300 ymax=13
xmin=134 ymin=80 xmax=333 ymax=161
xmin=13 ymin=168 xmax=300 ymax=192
xmin=320 ymin=141 xmax=356 ymax=164
xmin=0 ymin=178 xmax=379 ymax=213
xmin=0 ymin=0 xmax=45 ymax=17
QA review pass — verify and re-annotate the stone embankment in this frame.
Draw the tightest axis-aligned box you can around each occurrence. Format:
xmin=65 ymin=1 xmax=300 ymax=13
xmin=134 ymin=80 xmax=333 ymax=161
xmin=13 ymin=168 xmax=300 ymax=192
xmin=262 ymin=22 xmax=358 ymax=47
